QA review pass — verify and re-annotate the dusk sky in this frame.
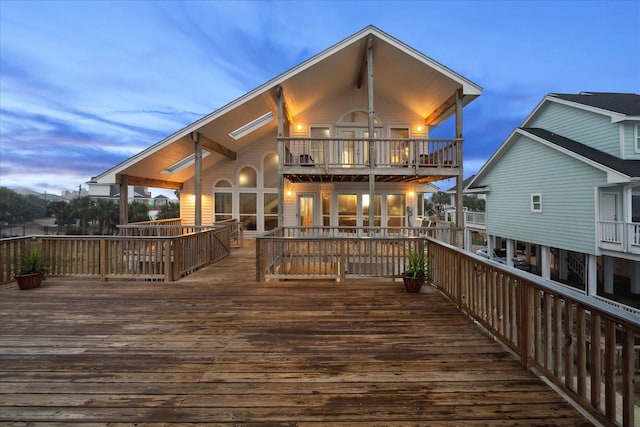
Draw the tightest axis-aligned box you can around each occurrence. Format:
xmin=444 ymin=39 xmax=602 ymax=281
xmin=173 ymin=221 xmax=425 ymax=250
xmin=1 ymin=0 xmax=639 ymax=197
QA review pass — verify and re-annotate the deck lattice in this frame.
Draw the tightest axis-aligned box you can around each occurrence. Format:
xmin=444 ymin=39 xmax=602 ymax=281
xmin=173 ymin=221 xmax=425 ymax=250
xmin=0 ymin=243 xmax=592 ymax=425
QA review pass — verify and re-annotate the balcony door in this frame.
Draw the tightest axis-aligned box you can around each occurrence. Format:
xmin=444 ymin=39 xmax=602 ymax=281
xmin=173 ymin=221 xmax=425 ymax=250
xmin=337 ymin=127 xmax=378 ymax=167
xmin=297 ymin=194 xmax=317 ymax=228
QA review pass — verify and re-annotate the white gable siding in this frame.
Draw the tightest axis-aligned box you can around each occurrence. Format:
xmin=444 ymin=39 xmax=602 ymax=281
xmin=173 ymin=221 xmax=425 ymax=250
xmin=529 ymin=103 xmax=620 ymax=156
xmin=481 ymin=134 xmax=606 ymax=254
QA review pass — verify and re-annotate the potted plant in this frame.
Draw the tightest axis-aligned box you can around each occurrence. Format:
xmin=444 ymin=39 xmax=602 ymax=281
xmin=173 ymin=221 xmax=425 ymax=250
xmin=15 ymin=248 xmax=46 ymax=290
xmin=402 ymin=251 xmax=428 ymax=293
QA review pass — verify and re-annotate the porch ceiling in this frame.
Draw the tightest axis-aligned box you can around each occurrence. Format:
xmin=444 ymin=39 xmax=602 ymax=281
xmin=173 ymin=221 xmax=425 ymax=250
xmin=93 ymin=26 xmax=481 ymax=189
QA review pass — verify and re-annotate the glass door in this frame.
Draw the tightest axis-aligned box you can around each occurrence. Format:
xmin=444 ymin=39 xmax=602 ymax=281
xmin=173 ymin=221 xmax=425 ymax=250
xmin=297 ymin=194 xmax=316 ymax=231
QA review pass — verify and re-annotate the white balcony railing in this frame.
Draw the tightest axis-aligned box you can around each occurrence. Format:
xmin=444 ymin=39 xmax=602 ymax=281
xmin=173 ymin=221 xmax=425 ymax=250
xmin=597 ymin=220 xmax=640 ymax=254
xmin=464 ymin=211 xmax=486 ymax=229
xmin=281 ymin=138 xmax=461 ymax=170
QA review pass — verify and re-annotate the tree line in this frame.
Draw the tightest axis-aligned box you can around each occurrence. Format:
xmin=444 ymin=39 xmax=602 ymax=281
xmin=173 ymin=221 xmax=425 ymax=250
xmin=0 ymin=187 xmax=180 ymax=235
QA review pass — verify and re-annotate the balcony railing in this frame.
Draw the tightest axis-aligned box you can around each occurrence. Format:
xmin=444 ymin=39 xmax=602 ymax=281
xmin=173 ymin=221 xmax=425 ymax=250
xmin=597 ymin=221 xmax=640 ymax=255
xmin=464 ymin=211 xmax=486 ymax=229
xmin=281 ymin=138 xmax=461 ymax=174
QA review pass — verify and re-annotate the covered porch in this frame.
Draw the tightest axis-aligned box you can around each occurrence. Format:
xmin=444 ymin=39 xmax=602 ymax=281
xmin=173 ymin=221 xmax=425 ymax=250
xmin=0 ymin=241 xmax=594 ymax=425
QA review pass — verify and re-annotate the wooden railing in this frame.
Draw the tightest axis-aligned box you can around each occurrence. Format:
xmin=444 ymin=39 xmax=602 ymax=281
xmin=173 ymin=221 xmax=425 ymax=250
xmin=120 ymin=219 xmax=244 ymax=248
xmin=0 ymin=236 xmax=32 ymax=284
xmin=429 ymin=237 xmax=640 ymax=427
xmin=256 ymin=226 xmax=461 ymax=282
xmin=281 ymin=138 xmax=461 ymax=169
xmin=0 ymin=228 xmax=232 ymax=284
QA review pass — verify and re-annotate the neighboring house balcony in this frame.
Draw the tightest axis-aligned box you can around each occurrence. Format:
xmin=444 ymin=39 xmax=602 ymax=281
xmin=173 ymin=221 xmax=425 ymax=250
xmin=464 ymin=211 xmax=486 ymax=230
xmin=598 ymin=220 xmax=640 ymax=255
xmin=281 ymin=137 xmax=461 ymax=182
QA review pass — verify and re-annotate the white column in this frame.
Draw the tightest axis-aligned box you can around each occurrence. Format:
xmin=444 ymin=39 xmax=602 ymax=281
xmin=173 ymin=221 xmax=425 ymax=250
xmin=506 ymin=239 xmax=515 ymax=268
xmin=541 ymin=246 xmax=551 ymax=280
xmin=586 ymin=254 xmax=597 ymax=296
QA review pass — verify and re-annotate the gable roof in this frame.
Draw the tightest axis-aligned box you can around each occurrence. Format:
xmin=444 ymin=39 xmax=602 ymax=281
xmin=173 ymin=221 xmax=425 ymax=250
xmin=550 ymin=92 xmax=640 ymax=116
xmin=523 ymin=92 xmax=640 ymax=126
xmin=522 ymin=128 xmax=640 ymax=178
xmin=90 ymin=25 xmax=482 ymax=188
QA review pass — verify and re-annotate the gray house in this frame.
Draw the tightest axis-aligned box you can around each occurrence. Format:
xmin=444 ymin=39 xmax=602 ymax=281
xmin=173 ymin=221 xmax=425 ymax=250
xmin=468 ymin=92 xmax=639 ymax=308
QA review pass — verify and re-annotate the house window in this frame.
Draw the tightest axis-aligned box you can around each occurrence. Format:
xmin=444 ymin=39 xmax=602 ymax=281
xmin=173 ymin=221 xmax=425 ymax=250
xmin=263 ymin=153 xmax=278 ymax=188
xmin=636 ymin=125 xmax=640 ymax=153
xmin=322 ymin=193 xmax=331 ymax=226
xmin=389 ymin=127 xmax=409 ymax=166
xmin=531 ymin=193 xmax=542 ymax=213
xmin=263 ymin=193 xmax=278 ymax=231
xmin=240 ymin=193 xmax=257 ymax=231
xmin=309 ymin=127 xmax=330 ymax=164
xmin=238 ymin=167 xmax=257 ymax=188
xmin=214 ymin=179 xmax=232 ymax=222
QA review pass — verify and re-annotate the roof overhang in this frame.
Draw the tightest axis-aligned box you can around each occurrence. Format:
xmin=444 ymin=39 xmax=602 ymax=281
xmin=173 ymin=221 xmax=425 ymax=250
xmin=91 ymin=25 xmax=482 ymax=189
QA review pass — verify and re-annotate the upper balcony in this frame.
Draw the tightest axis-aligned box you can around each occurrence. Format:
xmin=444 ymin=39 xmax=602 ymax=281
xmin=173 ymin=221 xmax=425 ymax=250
xmin=280 ymin=137 xmax=461 ymax=183
xmin=598 ymin=220 xmax=640 ymax=255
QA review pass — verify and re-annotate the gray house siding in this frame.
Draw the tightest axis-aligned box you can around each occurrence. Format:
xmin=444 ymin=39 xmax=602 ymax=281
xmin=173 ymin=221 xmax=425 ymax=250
xmin=623 ymin=122 xmax=640 ymax=159
xmin=482 ymin=133 xmax=606 ymax=254
xmin=528 ymin=102 xmax=620 ymax=157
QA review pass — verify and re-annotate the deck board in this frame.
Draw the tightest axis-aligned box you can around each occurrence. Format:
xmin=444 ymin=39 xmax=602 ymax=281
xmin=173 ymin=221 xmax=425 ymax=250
xmin=0 ymin=243 xmax=593 ymax=425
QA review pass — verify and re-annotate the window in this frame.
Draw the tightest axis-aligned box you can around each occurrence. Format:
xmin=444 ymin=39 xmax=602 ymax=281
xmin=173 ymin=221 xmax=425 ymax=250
xmin=636 ymin=125 xmax=640 ymax=152
xmin=309 ymin=127 xmax=330 ymax=164
xmin=240 ymin=193 xmax=257 ymax=231
xmin=214 ymin=179 xmax=232 ymax=222
xmin=238 ymin=167 xmax=257 ymax=188
xmin=263 ymin=193 xmax=278 ymax=231
xmin=531 ymin=193 xmax=542 ymax=213
xmin=322 ymin=193 xmax=331 ymax=226
xmin=389 ymin=127 xmax=409 ymax=166
xmin=263 ymin=154 xmax=278 ymax=188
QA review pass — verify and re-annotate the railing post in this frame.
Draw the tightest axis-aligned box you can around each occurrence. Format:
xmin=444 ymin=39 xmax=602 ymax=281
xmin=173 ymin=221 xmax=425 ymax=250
xmin=256 ymin=237 xmax=264 ymax=282
xmin=164 ymin=239 xmax=173 ymax=282
xmin=99 ymin=238 xmax=107 ymax=282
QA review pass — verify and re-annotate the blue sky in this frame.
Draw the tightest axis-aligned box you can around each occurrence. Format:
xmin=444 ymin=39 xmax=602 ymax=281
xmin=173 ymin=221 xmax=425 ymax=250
xmin=1 ymin=0 xmax=639 ymax=197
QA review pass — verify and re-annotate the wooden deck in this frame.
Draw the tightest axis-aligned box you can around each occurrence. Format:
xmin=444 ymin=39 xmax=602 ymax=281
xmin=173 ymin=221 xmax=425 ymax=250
xmin=0 ymin=242 xmax=593 ymax=425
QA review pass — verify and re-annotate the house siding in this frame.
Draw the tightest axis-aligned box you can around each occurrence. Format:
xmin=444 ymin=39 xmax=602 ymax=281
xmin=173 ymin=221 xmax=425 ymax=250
xmin=529 ymin=102 xmax=620 ymax=157
xmin=481 ymin=133 xmax=606 ymax=254
xmin=623 ymin=122 xmax=640 ymax=159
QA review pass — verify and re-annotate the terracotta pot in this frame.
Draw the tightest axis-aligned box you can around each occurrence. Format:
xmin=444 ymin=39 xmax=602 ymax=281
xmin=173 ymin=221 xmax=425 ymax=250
xmin=15 ymin=272 xmax=44 ymax=290
xmin=402 ymin=276 xmax=424 ymax=293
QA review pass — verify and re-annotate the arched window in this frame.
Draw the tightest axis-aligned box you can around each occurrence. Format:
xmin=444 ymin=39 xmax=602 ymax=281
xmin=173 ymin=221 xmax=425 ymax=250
xmin=263 ymin=153 xmax=278 ymax=189
xmin=238 ymin=167 xmax=257 ymax=188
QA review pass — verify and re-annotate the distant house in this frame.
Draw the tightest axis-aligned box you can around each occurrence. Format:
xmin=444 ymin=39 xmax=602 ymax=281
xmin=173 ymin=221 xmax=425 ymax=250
xmin=88 ymin=26 xmax=482 ymax=238
xmin=468 ymin=92 xmax=640 ymax=307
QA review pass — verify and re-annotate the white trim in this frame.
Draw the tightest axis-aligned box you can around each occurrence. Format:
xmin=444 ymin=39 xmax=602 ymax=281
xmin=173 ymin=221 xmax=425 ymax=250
xmin=229 ymin=112 xmax=274 ymax=140
xmin=530 ymin=193 xmax=542 ymax=213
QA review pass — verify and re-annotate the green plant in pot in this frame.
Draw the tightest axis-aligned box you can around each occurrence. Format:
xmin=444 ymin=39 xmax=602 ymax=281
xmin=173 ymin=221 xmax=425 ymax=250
xmin=402 ymin=251 xmax=428 ymax=293
xmin=15 ymin=248 xmax=46 ymax=290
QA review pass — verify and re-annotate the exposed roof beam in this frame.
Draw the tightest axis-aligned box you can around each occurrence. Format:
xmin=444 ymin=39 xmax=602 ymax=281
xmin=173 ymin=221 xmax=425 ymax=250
xmin=115 ymin=174 xmax=183 ymax=190
xmin=193 ymin=132 xmax=236 ymax=160
xmin=424 ymin=92 xmax=457 ymax=126
xmin=357 ymin=34 xmax=374 ymax=89
xmin=275 ymin=86 xmax=294 ymax=124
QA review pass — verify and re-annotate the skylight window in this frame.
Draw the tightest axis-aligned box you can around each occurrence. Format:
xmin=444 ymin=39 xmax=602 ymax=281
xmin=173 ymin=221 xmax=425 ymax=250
xmin=229 ymin=111 xmax=274 ymax=140
xmin=162 ymin=150 xmax=211 ymax=174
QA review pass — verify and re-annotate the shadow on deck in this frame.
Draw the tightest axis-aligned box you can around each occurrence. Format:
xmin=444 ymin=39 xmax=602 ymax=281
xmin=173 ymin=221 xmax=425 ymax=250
xmin=0 ymin=241 xmax=593 ymax=425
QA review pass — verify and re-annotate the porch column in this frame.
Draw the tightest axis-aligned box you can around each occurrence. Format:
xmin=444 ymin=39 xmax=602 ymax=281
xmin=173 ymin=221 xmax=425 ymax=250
xmin=505 ymin=239 xmax=515 ymax=268
xmin=603 ymin=255 xmax=614 ymax=294
xmin=540 ymin=246 xmax=551 ymax=280
xmin=193 ymin=133 xmax=202 ymax=226
xmin=586 ymin=254 xmax=597 ymax=296
xmin=366 ymin=35 xmax=375 ymax=231
xmin=119 ymin=174 xmax=129 ymax=225
xmin=455 ymin=88 xmax=464 ymax=247
xmin=277 ymin=87 xmax=285 ymax=227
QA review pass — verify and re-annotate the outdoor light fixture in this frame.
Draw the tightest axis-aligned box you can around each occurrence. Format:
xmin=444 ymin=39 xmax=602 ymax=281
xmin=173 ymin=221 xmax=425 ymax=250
xmin=229 ymin=111 xmax=274 ymax=140
xmin=296 ymin=123 xmax=304 ymax=131
xmin=416 ymin=125 xmax=423 ymax=132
